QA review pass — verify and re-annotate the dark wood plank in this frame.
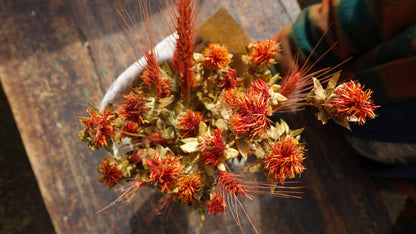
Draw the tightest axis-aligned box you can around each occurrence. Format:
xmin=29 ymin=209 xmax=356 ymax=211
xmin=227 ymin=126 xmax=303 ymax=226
xmin=0 ymin=0 xmax=391 ymax=233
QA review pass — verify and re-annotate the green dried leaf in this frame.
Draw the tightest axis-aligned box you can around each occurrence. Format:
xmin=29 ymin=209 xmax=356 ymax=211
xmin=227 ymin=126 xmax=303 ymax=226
xmin=88 ymin=103 xmax=101 ymax=114
xmin=193 ymin=53 xmax=204 ymax=63
xmin=215 ymin=119 xmax=228 ymax=132
xmin=252 ymin=142 xmax=265 ymax=159
xmin=326 ymin=71 xmax=340 ymax=93
xmin=236 ymin=138 xmax=249 ymax=160
xmin=181 ymin=137 xmax=198 ymax=143
xmin=217 ymin=162 xmax=226 ymax=171
xmin=199 ymin=121 xmax=208 ymax=136
xmin=269 ymin=74 xmax=282 ymax=85
xmin=180 ymin=141 xmax=200 ymax=153
xmin=290 ymin=128 xmax=304 ymax=138
xmin=225 ymin=148 xmax=239 ymax=160
xmin=159 ymin=95 xmax=175 ymax=108
xmin=162 ymin=127 xmax=175 ymax=139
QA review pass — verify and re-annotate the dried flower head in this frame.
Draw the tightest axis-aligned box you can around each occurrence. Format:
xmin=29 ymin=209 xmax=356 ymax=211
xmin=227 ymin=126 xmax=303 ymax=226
xmin=248 ymin=39 xmax=280 ymax=67
xmin=325 ymin=80 xmax=379 ymax=125
xmin=220 ymin=68 xmax=239 ymax=90
xmin=120 ymin=120 xmax=139 ymax=138
xmin=264 ymin=136 xmax=305 ymax=183
xmin=204 ymin=192 xmax=226 ymax=216
xmin=98 ymin=159 xmax=123 ymax=187
xmin=217 ymin=171 xmax=249 ymax=197
xmin=200 ymin=129 xmax=226 ymax=166
xmin=118 ymin=90 xmax=149 ymax=124
xmin=146 ymin=152 xmax=184 ymax=192
xmin=80 ymin=106 xmax=115 ymax=149
xmin=178 ymin=109 xmax=206 ymax=137
xmin=226 ymin=89 xmax=272 ymax=139
xmin=175 ymin=173 xmax=203 ymax=204
xmin=202 ymin=43 xmax=233 ymax=70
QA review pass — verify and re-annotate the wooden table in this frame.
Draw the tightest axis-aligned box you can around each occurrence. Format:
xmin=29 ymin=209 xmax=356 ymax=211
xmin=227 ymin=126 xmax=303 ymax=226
xmin=0 ymin=0 xmax=392 ymax=233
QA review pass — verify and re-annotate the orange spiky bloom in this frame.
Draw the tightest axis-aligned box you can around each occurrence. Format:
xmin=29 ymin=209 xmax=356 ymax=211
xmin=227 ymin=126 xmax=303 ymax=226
xmin=250 ymin=79 xmax=271 ymax=99
xmin=264 ymin=136 xmax=305 ymax=183
xmin=146 ymin=152 xmax=184 ymax=192
xmin=177 ymin=109 xmax=206 ymax=137
xmin=129 ymin=149 xmax=145 ymax=166
xmin=324 ymin=80 xmax=379 ymax=125
xmin=199 ymin=129 xmax=226 ymax=166
xmin=204 ymin=192 xmax=226 ymax=216
xmin=220 ymin=68 xmax=239 ymax=90
xmin=171 ymin=0 xmax=199 ymax=101
xmin=249 ymin=39 xmax=281 ymax=67
xmin=81 ymin=108 xmax=115 ymax=148
xmin=118 ymin=90 xmax=149 ymax=124
xmin=217 ymin=171 xmax=251 ymax=198
xmin=175 ymin=173 xmax=203 ymax=204
xmin=202 ymin=43 xmax=233 ymax=70
xmin=147 ymin=131 xmax=172 ymax=147
xmin=120 ymin=120 xmax=139 ymax=138
xmin=226 ymin=89 xmax=272 ymax=139
xmin=98 ymin=159 xmax=123 ymax=187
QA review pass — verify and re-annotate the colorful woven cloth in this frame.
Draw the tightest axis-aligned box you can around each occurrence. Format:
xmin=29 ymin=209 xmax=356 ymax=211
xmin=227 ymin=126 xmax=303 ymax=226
xmin=273 ymin=0 xmax=416 ymax=104
xmin=273 ymin=0 xmax=416 ymax=143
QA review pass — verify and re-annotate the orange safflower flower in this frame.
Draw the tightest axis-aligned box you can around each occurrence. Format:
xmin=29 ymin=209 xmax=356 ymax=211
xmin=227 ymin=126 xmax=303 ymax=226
xmin=202 ymin=43 xmax=233 ymax=70
xmin=146 ymin=152 xmax=183 ymax=192
xmin=249 ymin=39 xmax=280 ymax=67
xmin=204 ymin=192 xmax=226 ymax=216
xmin=264 ymin=136 xmax=305 ymax=183
xmin=325 ymin=80 xmax=379 ymax=125
xmin=98 ymin=160 xmax=123 ymax=187
xmin=220 ymin=68 xmax=239 ymax=90
xmin=118 ymin=90 xmax=149 ymax=124
xmin=175 ymin=174 xmax=203 ymax=204
xmin=120 ymin=120 xmax=139 ymax=138
xmin=81 ymin=108 xmax=115 ymax=148
xmin=177 ymin=109 xmax=206 ymax=137
xmin=200 ymin=129 xmax=226 ymax=166
xmin=226 ymin=89 xmax=272 ymax=139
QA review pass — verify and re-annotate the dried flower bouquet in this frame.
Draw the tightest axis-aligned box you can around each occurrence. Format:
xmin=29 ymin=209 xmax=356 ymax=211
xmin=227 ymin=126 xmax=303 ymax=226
xmin=78 ymin=0 xmax=379 ymax=227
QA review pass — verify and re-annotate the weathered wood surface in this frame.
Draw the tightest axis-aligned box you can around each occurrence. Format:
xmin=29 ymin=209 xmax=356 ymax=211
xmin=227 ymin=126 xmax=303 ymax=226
xmin=0 ymin=0 xmax=391 ymax=233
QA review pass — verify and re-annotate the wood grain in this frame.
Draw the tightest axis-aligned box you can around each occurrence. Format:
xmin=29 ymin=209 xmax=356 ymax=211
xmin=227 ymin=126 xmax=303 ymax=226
xmin=0 ymin=0 xmax=391 ymax=233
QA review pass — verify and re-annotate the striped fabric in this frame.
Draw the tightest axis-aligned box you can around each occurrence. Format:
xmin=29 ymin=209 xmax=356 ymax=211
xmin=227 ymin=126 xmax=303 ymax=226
xmin=272 ymin=0 xmax=416 ymax=105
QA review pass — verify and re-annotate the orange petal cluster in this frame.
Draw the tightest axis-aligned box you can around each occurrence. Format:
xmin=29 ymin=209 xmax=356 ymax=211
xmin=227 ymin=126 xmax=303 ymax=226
xmin=325 ymin=80 xmax=379 ymax=125
xmin=204 ymin=192 xmax=226 ymax=216
xmin=98 ymin=160 xmax=123 ymax=187
xmin=200 ymin=129 xmax=226 ymax=166
xmin=226 ymin=89 xmax=271 ymax=139
xmin=264 ymin=136 xmax=305 ymax=183
xmin=249 ymin=39 xmax=281 ymax=66
xmin=82 ymin=109 xmax=115 ymax=148
xmin=175 ymin=174 xmax=203 ymax=204
xmin=146 ymin=153 xmax=184 ymax=192
xmin=177 ymin=109 xmax=206 ymax=137
xmin=202 ymin=43 xmax=233 ymax=70
xmin=118 ymin=90 xmax=149 ymax=124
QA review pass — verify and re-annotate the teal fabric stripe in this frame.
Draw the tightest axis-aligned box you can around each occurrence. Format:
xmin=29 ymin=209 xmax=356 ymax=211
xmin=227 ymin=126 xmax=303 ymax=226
xmin=338 ymin=0 xmax=381 ymax=52
xmin=292 ymin=6 xmax=343 ymax=68
xmin=354 ymin=68 xmax=391 ymax=104
xmin=376 ymin=26 xmax=416 ymax=65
